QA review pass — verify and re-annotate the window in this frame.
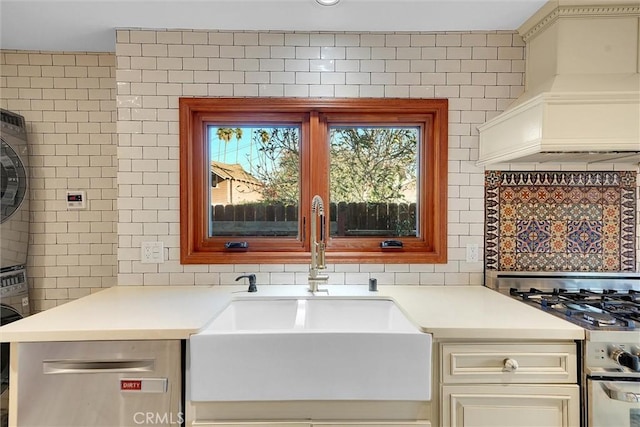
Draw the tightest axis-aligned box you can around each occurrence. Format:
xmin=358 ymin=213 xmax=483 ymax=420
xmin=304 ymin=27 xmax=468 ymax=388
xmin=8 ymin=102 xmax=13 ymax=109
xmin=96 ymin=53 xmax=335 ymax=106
xmin=180 ymin=98 xmax=448 ymax=264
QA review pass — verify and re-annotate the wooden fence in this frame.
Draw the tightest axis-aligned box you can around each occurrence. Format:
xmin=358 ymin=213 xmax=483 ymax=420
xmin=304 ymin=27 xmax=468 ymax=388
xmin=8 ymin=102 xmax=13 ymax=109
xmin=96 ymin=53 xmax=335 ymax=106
xmin=211 ymin=202 xmax=416 ymax=236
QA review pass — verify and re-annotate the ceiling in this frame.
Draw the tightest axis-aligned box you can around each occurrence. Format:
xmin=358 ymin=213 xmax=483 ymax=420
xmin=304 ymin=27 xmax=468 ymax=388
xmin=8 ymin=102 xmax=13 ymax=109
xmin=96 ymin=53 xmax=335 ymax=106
xmin=1 ymin=0 xmax=547 ymax=53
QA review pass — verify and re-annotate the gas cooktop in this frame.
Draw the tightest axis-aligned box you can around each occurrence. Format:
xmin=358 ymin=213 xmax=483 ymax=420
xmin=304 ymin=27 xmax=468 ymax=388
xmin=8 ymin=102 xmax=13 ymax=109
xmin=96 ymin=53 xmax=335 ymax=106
xmin=509 ymin=287 xmax=639 ymax=331
xmin=486 ymin=271 xmax=640 ymax=333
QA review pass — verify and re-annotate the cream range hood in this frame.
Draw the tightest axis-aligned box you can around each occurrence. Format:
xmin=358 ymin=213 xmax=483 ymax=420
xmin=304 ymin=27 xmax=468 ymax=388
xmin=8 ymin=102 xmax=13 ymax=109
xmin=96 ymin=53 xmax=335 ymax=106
xmin=477 ymin=0 xmax=640 ymax=165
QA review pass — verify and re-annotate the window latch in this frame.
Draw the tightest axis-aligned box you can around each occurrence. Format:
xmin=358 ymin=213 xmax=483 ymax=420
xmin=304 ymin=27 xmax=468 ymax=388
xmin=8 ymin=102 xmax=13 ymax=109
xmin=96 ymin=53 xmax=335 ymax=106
xmin=381 ymin=240 xmax=403 ymax=249
xmin=225 ymin=241 xmax=249 ymax=250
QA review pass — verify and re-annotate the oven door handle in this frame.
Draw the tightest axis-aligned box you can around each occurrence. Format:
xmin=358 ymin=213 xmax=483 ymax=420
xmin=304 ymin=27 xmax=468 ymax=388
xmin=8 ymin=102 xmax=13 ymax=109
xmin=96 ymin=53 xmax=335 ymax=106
xmin=601 ymin=382 xmax=640 ymax=403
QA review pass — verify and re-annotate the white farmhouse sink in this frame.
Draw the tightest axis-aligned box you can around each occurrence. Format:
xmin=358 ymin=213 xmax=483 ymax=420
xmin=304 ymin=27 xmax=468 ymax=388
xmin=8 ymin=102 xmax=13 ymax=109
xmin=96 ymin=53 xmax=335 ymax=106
xmin=189 ymin=298 xmax=432 ymax=402
xmin=204 ymin=299 xmax=300 ymax=331
xmin=302 ymin=298 xmax=419 ymax=331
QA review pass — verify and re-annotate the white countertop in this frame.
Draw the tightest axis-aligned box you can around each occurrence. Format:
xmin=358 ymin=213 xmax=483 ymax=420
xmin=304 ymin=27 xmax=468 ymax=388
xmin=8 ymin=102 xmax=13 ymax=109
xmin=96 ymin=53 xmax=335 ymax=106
xmin=0 ymin=285 xmax=585 ymax=342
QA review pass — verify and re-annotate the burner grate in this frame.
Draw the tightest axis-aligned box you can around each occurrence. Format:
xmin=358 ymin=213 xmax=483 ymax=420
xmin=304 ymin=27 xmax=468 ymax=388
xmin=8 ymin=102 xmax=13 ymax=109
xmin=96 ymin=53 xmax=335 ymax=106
xmin=509 ymin=286 xmax=639 ymax=330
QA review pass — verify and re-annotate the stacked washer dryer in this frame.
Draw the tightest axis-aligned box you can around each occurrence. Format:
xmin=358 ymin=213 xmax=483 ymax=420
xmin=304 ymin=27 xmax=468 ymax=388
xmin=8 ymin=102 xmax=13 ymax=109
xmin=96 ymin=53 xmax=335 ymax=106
xmin=0 ymin=109 xmax=30 ymax=427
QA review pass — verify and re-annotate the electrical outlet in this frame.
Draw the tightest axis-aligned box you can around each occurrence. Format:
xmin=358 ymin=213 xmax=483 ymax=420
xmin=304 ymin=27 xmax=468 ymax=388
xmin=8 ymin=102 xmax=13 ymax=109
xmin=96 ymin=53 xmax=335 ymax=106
xmin=141 ymin=241 xmax=164 ymax=264
xmin=466 ymin=243 xmax=479 ymax=263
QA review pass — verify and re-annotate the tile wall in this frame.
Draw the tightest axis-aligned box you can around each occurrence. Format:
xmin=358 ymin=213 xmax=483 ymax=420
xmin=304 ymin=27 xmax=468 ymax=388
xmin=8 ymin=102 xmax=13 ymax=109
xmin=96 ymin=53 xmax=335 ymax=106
xmin=1 ymin=29 xmax=638 ymax=310
xmin=0 ymin=51 xmax=117 ymax=311
xmin=114 ymin=29 xmax=527 ymax=288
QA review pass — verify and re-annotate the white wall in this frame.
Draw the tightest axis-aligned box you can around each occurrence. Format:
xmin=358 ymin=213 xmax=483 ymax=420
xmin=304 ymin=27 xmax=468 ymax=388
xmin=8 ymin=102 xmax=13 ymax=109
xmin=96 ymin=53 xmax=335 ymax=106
xmin=0 ymin=51 xmax=117 ymax=311
xmin=114 ymin=28 xmax=522 ymax=287
xmin=112 ymin=29 xmax=639 ymax=287
xmin=1 ymin=28 xmax=638 ymax=310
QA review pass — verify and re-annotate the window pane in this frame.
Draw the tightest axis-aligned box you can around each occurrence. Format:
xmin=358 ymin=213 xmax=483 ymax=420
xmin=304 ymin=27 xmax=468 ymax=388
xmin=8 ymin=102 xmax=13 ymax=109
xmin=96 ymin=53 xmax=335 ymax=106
xmin=329 ymin=126 xmax=419 ymax=237
xmin=208 ymin=125 xmax=300 ymax=237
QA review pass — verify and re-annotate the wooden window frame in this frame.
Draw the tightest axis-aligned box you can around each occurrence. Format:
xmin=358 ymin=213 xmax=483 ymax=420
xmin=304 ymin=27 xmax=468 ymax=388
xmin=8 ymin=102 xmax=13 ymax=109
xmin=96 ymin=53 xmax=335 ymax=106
xmin=180 ymin=97 xmax=448 ymax=264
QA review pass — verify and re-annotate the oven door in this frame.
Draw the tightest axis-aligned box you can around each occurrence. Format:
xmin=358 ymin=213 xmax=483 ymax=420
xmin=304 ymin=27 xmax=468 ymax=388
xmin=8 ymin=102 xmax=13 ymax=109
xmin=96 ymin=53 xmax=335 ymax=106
xmin=588 ymin=379 xmax=640 ymax=427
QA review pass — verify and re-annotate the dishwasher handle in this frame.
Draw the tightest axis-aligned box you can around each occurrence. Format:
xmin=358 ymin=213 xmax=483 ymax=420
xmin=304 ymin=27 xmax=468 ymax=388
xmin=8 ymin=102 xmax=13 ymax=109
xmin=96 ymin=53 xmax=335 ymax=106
xmin=43 ymin=359 xmax=155 ymax=374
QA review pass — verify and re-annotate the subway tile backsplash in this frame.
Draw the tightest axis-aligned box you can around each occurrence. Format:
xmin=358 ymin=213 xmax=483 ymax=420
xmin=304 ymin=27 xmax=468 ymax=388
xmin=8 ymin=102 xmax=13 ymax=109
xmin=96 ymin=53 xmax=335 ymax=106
xmin=114 ymin=29 xmax=524 ymax=290
xmin=1 ymin=51 xmax=117 ymax=311
xmin=1 ymin=29 xmax=639 ymax=311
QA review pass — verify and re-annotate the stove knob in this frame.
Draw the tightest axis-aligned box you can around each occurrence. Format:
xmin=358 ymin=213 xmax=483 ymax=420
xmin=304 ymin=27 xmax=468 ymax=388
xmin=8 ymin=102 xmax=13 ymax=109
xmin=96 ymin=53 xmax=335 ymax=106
xmin=610 ymin=348 xmax=640 ymax=372
xmin=503 ymin=358 xmax=519 ymax=372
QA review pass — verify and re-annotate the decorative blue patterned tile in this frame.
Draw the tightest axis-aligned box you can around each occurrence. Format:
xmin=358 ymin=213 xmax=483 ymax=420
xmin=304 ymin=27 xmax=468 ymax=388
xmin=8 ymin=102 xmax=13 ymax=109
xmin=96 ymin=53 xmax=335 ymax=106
xmin=566 ymin=221 xmax=603 ymax=254
xmin=516 ymin=220 xmax=551 ymax=253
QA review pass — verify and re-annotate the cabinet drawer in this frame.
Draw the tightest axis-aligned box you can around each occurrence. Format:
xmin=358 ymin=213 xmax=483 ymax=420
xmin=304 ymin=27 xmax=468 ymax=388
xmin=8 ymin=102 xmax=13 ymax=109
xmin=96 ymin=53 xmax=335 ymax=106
xmin=192 ymin=423 xmax=310 ymax=427
xmin=441 ymin=343 xmax=577 ymax=384
xmin=194 ymin=423 xmax=430 ymax=427
xmin=314 ymin=423 xmax=430 ymax=427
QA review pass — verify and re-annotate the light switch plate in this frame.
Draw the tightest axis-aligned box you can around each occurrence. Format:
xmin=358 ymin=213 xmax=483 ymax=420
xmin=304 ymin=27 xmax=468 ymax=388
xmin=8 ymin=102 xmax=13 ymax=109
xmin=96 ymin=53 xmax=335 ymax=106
xmin=141 ymin=241 xmax=164 ymax=264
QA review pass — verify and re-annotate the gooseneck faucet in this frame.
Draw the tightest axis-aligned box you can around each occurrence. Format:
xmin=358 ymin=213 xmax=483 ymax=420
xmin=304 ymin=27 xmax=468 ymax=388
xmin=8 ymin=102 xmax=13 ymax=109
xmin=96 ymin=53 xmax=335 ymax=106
xmin=308 ymin=195 xmax=329 ymax=293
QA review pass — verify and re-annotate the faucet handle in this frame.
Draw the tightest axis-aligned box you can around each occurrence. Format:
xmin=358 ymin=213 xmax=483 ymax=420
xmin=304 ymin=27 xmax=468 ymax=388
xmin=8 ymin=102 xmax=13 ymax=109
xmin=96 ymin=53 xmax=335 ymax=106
xmin=317 ymin=242 xmax=326 ymax=269
xmin=235 ymin=274 xmax=257 ymax=292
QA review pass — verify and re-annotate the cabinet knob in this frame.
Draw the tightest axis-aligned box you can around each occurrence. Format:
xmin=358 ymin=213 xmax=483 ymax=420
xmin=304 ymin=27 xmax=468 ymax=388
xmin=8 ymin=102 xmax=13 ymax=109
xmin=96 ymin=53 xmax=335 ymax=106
xmin=503 ymin=358 xmax=519 ymax=372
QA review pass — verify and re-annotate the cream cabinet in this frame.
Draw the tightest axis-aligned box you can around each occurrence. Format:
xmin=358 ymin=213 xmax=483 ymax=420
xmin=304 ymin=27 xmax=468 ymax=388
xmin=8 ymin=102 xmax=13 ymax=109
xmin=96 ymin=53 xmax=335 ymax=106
xmin=196 ymin=423 xmax=431 ymax=427
xmin=314 ymin=423 xmax=430 ymax=426
xmin=192 ymin=423 xmax=310 ymax=427
xmin=439 ymin=342 xmax=580 ymax=427
xmin=442 ymin=384 xmax=579 ymax=427
xmin=187 ymin=400 xmax=431 ymax=426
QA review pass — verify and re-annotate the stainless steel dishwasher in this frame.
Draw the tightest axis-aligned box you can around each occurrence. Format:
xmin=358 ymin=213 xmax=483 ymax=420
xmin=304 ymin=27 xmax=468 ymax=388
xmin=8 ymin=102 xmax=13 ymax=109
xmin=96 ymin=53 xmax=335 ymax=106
xmin=14 ymin=340 xmax=183 ymax=426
